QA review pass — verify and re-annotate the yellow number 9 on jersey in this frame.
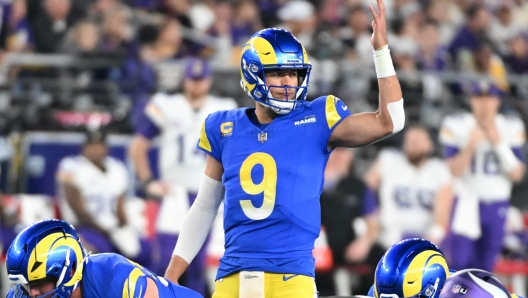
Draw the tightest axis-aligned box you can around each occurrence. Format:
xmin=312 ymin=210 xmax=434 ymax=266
xmin=239 ymin=152 xmax=277 ymax=220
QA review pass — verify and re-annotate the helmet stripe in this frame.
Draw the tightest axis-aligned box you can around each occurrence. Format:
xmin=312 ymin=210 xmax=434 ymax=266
xmin=402 ymin=250 xmax=448 ymax=297
xmin=301 ymin=44 xmax=309 ymax=64
xmin=468 ymin=272 xmax=510 ymax=298
xmin=27 ymin=232 xmax=81 ymax=281
xmin=250 ymin=37 xmax=277 ymax=65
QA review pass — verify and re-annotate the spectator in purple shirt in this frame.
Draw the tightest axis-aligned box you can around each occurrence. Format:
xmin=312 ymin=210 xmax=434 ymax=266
xmin=5 ymin=0 xmax=34 ymax=52
xmin=448 ymin=4 xmax=493 ymax=69
xmin=99 ymin=6 xmax=133 ymax=58
xmin=416 ymin=20 xmax=449 ymax=72
xmin=504 ymin=33 xmax=528 ymax=75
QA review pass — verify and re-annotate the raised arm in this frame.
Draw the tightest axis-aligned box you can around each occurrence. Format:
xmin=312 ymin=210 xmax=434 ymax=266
xmin=329 ymin=0 xmax=404 ymax=148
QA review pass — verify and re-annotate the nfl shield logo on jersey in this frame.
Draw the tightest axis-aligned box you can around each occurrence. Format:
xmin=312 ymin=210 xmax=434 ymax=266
xmin=258 ymin=132 xmax=267 ymax=143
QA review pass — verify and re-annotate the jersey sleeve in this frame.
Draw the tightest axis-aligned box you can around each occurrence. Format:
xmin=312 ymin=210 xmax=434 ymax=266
xmin=439 ymin=115 xmax=463 ymax=158
xmin=144 ymin=93 xmax=169 ymax=127
xmin=137 ymin=94 xmax=170 ymax=140
xmin=135 ymin=111 xmax=160 ymax=140
xmin=505 ymin=116 xmax=526 ymax=161
xmin=362 ymin=187 xmax=379 ymax=216
xmin=122 ymin=268 xmax=148 ymax=298
xmin=322 ymin=95 xmax=351 ymax=131
xmin=112 ymin=158 xmax=129 ymax=195
xmin=435 ymin=159 xmax=453 ymax=186
xmin=196 ymin=111 xmax=224 ymax=162
xmin=56 ymin=157 xmax=78 ymax=185
xmin=316 ymin=95 xmax=351 ymax=151
xmin=504 ymin=116 xmax=525 ymax=147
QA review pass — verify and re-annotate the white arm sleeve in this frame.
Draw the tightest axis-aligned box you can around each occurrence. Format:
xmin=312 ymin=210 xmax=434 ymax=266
xmin=387 ymin=98 xmax=404 ymax=134
xmin=172 ymin=175 xmax=224 ymax=264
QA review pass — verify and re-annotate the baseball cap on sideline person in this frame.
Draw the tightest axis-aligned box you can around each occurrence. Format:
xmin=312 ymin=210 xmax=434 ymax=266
xmin=470 ymin=80 xmax=502 ymax=97
xmin=185 ymin=58 xmax=212 ymax=80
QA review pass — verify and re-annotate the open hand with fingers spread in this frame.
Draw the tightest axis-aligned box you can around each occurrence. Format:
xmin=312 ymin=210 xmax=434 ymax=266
xmin=369 ymin=0 xmax=389 ymax=50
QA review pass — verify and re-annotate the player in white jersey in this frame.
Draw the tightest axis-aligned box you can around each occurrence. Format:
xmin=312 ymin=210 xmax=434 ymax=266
xmin=347 ymin=126 xmax=453 ymax=262
xmin=129 ymin=58 xmax=237 ymax=296
xmin=56 ymin=129 xmax=143 ymax=261
xmin=439 ymin=81 xmax=526 ymax=272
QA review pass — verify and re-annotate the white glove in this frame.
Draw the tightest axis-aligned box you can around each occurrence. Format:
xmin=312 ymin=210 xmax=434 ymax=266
xmin=110 ymin=225 xmax=141 ymax=258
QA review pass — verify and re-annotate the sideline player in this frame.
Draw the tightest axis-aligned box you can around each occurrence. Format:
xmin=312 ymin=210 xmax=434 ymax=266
xmin=439 ymin=81 xmax=525 ymax=271
xmin=352 ymin=126 xmax=452 ymax=260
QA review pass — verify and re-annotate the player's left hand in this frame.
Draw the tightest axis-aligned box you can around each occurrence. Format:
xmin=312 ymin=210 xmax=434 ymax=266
xmin=345 ymin=237 xmax=371 ymax=262
xmin=369 ymin=0 xmax=389 ymax=50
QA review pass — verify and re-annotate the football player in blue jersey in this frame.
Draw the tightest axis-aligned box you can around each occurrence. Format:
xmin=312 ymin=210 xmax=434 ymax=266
xmin=5 ymin=219 xmax=202 ymax=298
xmin=164 ymin=0 xmax=405 ymax=297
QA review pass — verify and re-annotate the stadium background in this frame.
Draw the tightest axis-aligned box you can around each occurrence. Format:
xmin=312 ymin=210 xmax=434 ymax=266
xmin=1 ymin=0 xmax=528 ymax=296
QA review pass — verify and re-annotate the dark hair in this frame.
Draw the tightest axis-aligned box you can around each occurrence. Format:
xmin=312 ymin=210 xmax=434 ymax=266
xmin=83 ymin=129 xmax=108 ymax=145
xmin=466 ymin=4 xmax=485 ymax=19
xmin=137 ymin=24 xmax=160 ymax=45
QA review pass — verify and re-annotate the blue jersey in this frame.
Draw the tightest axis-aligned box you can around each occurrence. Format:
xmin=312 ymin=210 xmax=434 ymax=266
xmin=81 ymin=253 xmax=203 ymax=298
xmin=197 ymin=95 xmax=351 ymax=279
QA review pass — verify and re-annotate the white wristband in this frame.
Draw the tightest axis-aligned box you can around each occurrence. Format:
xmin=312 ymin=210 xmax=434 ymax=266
xmin=427 ymin=224 xmax=446 ymax=243
xmin=494 ymin=142 xmax=521 ymax=173
xmin=373 ymin=45 xmax=396 ymax=78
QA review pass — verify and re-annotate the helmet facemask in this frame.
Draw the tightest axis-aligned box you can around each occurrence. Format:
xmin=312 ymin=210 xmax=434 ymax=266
xmin=258 ymin=67 xmax=311 ymax=115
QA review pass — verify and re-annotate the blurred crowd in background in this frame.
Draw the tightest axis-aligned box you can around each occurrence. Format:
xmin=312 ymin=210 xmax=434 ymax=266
xmin=0 ymin=0 xmax=528 ymax=297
